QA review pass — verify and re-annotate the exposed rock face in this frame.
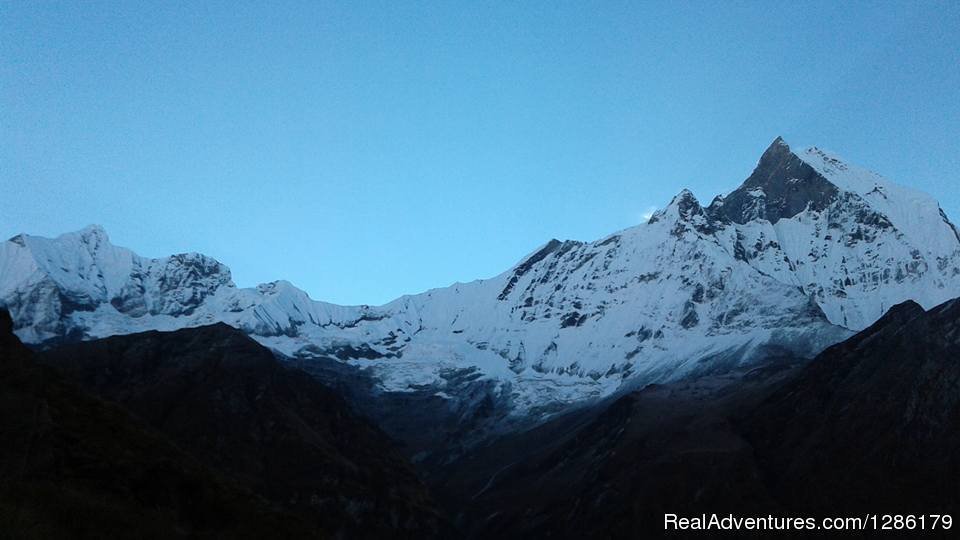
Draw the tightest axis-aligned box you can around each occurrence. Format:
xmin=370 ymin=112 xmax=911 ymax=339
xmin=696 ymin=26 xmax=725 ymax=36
xmin=39 ymin=323 xmax=447 ymax=539
xmin=712 ymin=137 xmax=840 ymax=224
xmin=2 ymin=139 xmax=959 ymax=421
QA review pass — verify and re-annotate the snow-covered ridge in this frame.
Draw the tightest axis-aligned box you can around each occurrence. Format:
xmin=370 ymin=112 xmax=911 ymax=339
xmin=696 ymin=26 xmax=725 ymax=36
xmin=3 ymin=138 xmax=959 ymax=414
xmin=798 ymin=145 xmax=959 ymax=253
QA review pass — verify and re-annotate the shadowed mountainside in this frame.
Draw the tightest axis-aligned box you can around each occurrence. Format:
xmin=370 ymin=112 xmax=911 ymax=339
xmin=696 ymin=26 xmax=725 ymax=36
xmin=745 ymin=298 xmax=960 ymax=515
xmin=0 ymin=309 xmax=318 ymax=539
xmin=433 ymin=298 xmax=960 ymax=538
xmin=38 ymin=322 xmax=447 ymax=539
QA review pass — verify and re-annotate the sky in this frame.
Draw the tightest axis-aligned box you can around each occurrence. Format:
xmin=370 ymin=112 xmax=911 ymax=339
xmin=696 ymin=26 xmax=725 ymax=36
xmin=3 ymin=1 xmax=959 ymax=306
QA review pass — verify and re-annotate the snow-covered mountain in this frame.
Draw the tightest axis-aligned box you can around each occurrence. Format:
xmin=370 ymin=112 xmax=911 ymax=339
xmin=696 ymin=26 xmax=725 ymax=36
xmin=4 ymin=138 xmax=959 ymax=414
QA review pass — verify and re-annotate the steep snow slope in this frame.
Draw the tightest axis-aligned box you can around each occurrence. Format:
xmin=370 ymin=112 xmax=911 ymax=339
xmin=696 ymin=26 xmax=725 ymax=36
xmin=707 ymin=138 xmax=960 ymax=330
xmin=0 ymin=225 xmax=231 ymax=343
xmin=3 ymin=138 xmax=958 ymax=414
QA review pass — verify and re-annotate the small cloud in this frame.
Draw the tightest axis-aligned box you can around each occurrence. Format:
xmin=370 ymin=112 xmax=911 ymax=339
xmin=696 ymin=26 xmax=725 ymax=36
xmin=640 ymin=206 xmax=658 ymax=222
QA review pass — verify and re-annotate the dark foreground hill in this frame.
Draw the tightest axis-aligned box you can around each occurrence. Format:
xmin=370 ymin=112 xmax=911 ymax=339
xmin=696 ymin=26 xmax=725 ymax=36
xmin=745 ymin=298 xmax=960 ymax=515
xmin=38 ymin=322 xmax=446 ymax=539
xmin=0 ymin=309 xmax=315 ymax=539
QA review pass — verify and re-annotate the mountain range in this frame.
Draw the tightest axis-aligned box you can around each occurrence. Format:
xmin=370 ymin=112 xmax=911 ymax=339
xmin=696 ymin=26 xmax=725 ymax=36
xmin=3 ymin=138 xmax=959 ymax=422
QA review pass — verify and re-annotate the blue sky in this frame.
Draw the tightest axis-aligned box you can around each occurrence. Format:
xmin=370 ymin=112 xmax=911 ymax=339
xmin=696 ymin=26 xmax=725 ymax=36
xmin=3 ymin=1 xmax=959 ymax=305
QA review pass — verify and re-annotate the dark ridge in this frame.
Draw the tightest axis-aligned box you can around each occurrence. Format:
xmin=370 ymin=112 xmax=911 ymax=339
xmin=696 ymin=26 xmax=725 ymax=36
xmin=827 ymin=299 xmax=925 ymax=350
xmin=878 ymin=299 xmax=925 ymax=322
xmin=744 ymin=295 xmax=960 ymax=515
xmin=941 ymin=207 xmax=960 ymax=245
xmin=596 ymin=234 xmax=620 ymax=247
xmin=498 ymin=239 xmax=563 ymax=300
